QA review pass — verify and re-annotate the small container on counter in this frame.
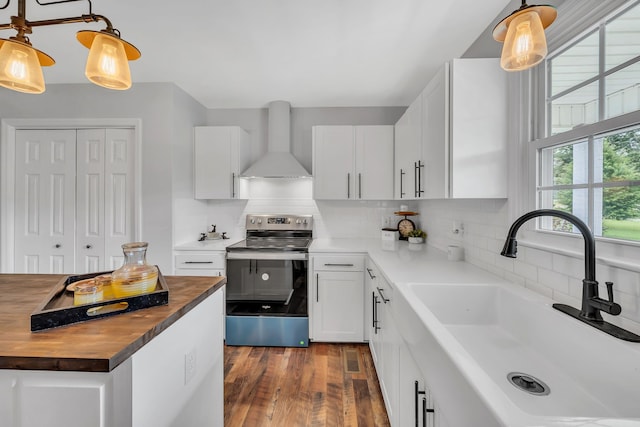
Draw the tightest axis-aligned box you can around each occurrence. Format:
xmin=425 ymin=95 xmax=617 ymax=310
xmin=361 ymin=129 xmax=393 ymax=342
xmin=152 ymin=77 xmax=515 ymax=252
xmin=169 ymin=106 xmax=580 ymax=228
xmin=73 ymin=280 xmax=104 ymax=306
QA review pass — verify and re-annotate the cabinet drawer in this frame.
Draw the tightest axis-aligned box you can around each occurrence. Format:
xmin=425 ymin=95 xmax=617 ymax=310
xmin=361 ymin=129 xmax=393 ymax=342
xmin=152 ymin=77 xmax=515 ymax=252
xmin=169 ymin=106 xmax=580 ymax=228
xmin=313 ymin=255 xmax=364 ymax=272
xmin=175 ymin=253 xmax=225 ymax=269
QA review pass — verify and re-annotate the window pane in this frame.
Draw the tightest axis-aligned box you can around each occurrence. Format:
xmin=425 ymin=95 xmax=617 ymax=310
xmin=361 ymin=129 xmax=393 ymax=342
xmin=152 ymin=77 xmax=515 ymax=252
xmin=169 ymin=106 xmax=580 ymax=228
xmin=598 ymin=186 xmax=640 ymax=241
xmin=605 ymin=61 xmax=640 ymax=119
xmin=550 ymin=81 xmax=599 ymax=135
xmin=540 ymin=140 xmax=589 ymax=186
xmin=594 ymin=127 xmax=640 ymax=183
xmin=538 ymin=188 xmax=589 ymax=233
xmin=549 ymin=31 xmax=599 ymax=97
xmin=605 ymin=2 xmax=640 ymax=71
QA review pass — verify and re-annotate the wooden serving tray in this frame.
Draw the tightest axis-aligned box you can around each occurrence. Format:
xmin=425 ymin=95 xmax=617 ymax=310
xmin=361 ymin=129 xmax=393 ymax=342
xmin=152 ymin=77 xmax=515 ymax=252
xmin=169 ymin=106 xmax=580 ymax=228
xmin=31 ymin=268 xmax=169 ymax=332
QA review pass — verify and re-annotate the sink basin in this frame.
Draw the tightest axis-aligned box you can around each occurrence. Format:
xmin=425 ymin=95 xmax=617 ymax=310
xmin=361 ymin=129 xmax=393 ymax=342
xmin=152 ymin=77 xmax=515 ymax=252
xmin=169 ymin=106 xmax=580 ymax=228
xmin=395 ymin=281 xmax=640 ymax=426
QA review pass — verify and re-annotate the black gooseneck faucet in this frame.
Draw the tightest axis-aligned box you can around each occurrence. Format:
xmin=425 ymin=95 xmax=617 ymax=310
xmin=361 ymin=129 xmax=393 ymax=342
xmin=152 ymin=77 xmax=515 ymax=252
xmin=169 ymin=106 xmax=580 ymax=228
xmin=501 ymin=209 xmax=640 ymax=342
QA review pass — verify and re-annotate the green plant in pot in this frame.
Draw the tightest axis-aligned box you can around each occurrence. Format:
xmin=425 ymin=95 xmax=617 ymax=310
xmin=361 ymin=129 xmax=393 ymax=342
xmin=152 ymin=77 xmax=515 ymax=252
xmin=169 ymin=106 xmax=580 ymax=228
xmin=407 ymin=229 xmax=426 ymax=243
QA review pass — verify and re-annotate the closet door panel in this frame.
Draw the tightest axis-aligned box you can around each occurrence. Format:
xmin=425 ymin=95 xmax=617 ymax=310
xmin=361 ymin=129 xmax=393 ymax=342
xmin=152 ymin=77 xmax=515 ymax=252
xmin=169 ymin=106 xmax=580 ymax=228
xmin=14 ymin=130 xmax=76 ymax=274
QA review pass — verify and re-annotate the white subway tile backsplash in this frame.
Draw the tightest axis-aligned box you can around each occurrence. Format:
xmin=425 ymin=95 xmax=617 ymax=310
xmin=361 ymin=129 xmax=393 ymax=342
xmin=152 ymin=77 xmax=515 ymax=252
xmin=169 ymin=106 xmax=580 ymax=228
xmin=552 ymin=254 xmax=583 ymax=280
xmin=513 ymin=260 xmax=537 ymax=281
xmin=538 ymin=268 xmax=570 ymax=295
xmin=524 ymin=280 xmax=553 ymax=299
xmin=522 ymin=246 xmax=554 ymax=268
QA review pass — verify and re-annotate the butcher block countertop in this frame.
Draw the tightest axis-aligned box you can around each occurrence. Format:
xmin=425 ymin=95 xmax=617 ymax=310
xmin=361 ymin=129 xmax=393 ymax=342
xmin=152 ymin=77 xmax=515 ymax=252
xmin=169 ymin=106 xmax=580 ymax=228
xmin=0 ymin=274 xmax=225 ymax=373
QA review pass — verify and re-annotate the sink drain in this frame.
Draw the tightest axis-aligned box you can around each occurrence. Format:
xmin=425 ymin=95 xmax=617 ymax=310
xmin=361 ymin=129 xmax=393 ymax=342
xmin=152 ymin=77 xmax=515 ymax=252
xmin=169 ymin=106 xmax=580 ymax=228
xmin=507 ymin=372 xmax=550 ymax=396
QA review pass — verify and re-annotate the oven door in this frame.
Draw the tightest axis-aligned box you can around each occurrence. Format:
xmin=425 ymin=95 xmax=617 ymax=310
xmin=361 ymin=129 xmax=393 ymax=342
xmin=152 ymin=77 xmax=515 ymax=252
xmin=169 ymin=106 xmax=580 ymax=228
xmin=226 ymin=251 xmax=308 ymax=314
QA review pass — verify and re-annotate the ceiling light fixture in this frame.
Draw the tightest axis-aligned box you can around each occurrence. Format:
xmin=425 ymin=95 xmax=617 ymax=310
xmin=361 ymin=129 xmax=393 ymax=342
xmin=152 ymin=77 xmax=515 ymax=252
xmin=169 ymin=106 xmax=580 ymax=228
xmin=492 ymin=0 xmax=557 ymax=72
xmin=0 ymin=0 xmax=140 ymax=94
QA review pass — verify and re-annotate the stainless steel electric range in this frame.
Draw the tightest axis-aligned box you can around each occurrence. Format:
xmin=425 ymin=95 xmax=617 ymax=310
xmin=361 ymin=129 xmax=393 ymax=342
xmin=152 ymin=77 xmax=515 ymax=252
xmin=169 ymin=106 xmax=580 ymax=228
xmin=225 ymin=214 xmax=312 ymax=347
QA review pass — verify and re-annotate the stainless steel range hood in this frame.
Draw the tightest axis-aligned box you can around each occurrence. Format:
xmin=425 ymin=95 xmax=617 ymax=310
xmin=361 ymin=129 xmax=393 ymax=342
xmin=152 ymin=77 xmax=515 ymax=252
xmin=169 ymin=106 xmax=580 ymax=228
xmin=241 ymin=101 xmax=311 ymax=178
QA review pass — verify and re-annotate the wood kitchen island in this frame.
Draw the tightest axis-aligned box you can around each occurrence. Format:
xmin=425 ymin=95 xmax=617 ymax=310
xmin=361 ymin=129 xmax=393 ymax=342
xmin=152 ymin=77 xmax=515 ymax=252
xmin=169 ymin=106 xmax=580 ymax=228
xmin=0 ymin=274 xmax=225 ymax=427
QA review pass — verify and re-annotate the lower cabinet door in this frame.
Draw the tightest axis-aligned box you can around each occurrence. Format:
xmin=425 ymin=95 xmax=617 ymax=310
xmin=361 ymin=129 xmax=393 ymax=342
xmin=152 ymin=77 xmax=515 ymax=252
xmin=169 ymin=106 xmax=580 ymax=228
xmin=312 ymin=271 xmax=364 ymax=342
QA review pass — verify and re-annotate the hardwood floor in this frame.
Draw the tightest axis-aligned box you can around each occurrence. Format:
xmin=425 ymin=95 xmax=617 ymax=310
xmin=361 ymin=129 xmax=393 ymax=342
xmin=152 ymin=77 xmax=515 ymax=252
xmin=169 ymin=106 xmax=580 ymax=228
xmin=224 ymin=343 xmax=391 ymax=427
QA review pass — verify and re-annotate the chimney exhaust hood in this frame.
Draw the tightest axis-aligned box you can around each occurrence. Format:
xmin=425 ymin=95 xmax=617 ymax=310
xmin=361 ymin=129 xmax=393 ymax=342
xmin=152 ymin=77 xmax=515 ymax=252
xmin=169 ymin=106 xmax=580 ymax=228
xmin=241 ymin=100 xmax=311 ymax=178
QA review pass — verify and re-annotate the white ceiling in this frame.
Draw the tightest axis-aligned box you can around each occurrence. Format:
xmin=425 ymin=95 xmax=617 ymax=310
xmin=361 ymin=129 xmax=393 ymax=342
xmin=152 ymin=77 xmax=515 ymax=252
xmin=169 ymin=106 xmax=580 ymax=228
xmin=1 ymin=0 xmax=513 ymax=108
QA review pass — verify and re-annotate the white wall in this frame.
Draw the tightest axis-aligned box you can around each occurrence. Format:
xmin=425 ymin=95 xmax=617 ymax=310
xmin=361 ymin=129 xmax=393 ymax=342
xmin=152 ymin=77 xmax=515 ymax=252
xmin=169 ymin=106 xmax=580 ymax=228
xmin=418 ymin=198 xmax=640 ymax=335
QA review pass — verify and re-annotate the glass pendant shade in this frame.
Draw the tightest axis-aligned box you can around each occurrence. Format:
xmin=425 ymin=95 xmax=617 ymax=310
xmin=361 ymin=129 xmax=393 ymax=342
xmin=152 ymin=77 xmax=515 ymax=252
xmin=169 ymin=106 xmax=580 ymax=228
xmin=0 ymin=40 xmax=46 ymax=94
xmin=84 ymin=32 xmax=131 ymax=90
xmin=500 ymin=11 xmax=548 ymax=71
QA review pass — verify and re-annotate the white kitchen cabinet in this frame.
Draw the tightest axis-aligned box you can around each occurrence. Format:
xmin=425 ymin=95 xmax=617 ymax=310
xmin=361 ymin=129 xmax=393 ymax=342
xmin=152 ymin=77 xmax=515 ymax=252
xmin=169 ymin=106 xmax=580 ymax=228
xmin=421 ymin=58 xmax=508 ymax=199
xmin=194 ymin=126 xmax=250 ymax=199
xmin=312 ymin=125 xmax=394 ymax=200
xmin=310 ymin=255 xmax=364 ymax=342
xmin=398 ymin=345 xmax=450 ymax=427
xmin=366 ymin=257 xmax=398 ymax=426
xmin=174 ymin=251 xmax=226 ymax=276
xmin=394 ymin=96 xmax=423 ymax=200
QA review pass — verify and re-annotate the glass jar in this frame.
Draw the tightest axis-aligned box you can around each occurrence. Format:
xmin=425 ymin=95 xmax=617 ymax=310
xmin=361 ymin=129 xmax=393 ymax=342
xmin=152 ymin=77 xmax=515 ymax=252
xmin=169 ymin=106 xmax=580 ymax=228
xmin=73 ymin=279 xmax=104 ymax=305
xmin=111 ymin=242 xmax=158 ymax=298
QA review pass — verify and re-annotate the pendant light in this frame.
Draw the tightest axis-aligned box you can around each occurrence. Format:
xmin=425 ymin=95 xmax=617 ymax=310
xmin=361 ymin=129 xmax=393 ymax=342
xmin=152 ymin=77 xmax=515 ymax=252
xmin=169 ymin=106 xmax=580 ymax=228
xmin=78 ymin=30 xmax=140 ymax=90
xmin=0 ymin=0 xmax=140 ymax=94
xmin=493 ymin=1 xmax=557 ymax=72
xmin=0 ymin=37 xmax=53 ymax=94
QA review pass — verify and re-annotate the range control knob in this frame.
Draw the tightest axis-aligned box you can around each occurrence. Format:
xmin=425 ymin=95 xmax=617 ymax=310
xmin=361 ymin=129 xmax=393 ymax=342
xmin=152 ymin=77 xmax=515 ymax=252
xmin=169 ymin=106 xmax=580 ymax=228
xmin=296 ymin=219 xmax=301 ymax=224
xmin=257 ymin=219 xmax=262 ymax=224
xmin=250 ymin=218 xmax=255 ymax=224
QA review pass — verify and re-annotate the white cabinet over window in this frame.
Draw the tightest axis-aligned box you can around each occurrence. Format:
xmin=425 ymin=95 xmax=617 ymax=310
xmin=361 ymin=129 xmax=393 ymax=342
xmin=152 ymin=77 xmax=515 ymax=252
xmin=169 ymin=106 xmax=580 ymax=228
xmin=423 ymin=58 xmax=508 ymax=199
xmin=395 ymin=58 xmax=508 ymax=200
xmin=313 ymin=125 xmax=394 ymax=200
xmin=194 ymin=126 xmax=250 ymax=199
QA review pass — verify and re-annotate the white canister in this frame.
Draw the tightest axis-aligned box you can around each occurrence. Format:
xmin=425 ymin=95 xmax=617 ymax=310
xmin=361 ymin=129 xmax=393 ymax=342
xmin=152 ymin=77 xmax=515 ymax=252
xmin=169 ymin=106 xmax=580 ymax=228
xmin=447 ymin=245 xmax=464 ymax=261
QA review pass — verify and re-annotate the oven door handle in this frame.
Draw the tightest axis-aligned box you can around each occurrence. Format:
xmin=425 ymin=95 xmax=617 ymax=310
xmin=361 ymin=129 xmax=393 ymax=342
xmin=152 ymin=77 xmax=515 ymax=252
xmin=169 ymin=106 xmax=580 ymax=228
xmin=226 ymin=252 xmax=308 ymax=261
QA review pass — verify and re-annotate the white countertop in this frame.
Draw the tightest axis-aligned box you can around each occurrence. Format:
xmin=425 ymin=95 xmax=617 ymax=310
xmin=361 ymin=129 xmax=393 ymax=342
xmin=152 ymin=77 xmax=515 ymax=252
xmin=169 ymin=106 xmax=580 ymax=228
xmin=310 ymin=237 xmax=506 ymax=287
xmin=174 ymin=238 xmax=242 ymax=251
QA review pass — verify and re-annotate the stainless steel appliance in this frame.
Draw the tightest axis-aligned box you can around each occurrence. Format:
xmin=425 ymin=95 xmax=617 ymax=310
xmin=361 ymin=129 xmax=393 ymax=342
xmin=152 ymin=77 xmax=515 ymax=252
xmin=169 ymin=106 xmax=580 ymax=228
xmin=225 ymin=214 xmax=312 ymax=347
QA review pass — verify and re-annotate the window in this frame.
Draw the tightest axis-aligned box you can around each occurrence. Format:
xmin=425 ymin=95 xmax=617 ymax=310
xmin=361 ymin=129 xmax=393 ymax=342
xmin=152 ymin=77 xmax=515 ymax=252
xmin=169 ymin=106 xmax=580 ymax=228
xmin=536 ymin=1 xmax=640 ymax=243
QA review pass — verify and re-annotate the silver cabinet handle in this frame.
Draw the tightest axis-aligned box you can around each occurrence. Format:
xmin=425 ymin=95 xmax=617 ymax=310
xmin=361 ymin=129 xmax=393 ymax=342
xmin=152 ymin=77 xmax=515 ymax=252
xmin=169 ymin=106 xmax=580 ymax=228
xmin=347 ymin=173 xmax=351 ymax=199
xmin=184 ymin=261 xmax=214 ymax=264
xmin=232 ymin=172 xmax=236 ymax=198
xmin=358 ymin=173 xmax=362 ymax=199
xmin=323 ymin=263 xmax=354 ymax=267
xmin=316 ymin=273 xmax=319 ymax=302
xmin=400 ymin=169 xmax=406 ymax=198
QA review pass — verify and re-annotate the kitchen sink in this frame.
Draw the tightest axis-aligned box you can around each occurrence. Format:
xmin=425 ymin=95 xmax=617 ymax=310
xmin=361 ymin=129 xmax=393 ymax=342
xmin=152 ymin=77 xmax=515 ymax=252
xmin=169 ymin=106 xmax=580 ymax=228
xmin=394 ymin=281 xmax=640 ymax=426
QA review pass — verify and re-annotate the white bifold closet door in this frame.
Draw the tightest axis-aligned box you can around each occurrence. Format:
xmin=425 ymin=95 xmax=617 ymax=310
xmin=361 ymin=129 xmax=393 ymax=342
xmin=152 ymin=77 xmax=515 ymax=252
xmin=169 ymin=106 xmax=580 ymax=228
xmin=14 ymin=128 xmax=134 ymax=274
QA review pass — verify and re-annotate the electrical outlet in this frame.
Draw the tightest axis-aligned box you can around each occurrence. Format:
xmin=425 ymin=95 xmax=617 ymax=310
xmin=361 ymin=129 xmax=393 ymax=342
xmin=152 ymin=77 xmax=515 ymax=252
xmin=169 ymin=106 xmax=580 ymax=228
xmin=185 ymin=348 xmax=197 ymax=385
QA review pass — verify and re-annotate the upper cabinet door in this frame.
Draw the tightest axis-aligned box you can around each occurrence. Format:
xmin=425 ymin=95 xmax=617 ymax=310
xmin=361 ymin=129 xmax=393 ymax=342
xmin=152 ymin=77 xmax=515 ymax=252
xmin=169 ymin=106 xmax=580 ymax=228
xmin=449 ymin=58 xmax=507 ymax=199
xmin=355 ymin=126 xmax=394 ymax=200
xmin=312 ymin=125 xmax=355 ymax=200
xmin=194 ymin=126 xmax=250 ymax=199
xmin=394 ymin=98 xmax=422 ymax=200
xmin=421 ymin=63 xmax=449 ymax=199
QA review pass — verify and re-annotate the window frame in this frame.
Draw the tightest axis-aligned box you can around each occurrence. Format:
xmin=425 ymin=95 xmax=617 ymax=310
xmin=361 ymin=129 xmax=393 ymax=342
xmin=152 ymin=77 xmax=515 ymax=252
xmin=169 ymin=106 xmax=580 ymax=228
xmin=525 ymin=0 xmax=640 ymax=247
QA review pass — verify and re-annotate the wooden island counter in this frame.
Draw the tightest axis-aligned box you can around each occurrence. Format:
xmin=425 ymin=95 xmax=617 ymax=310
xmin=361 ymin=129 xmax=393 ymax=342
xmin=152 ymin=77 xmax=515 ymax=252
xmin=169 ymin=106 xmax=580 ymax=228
xmin=0 ymin=274 xmax=226 ymax=427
